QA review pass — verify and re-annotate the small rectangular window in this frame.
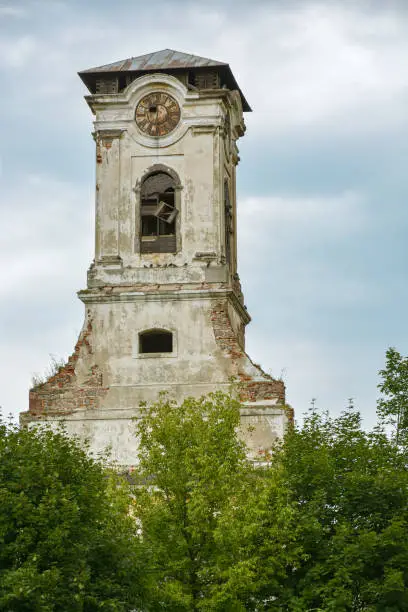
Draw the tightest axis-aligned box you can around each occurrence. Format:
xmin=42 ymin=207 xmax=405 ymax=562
xmin=139 ymin=330 xmax=173 ymax=354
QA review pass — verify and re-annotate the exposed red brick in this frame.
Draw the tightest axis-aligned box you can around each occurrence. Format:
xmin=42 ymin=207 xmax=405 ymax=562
xmin=211 ymin=300 xmax=286 ymax=405
xmin=25 ymin=318 xmax=108 ymax=420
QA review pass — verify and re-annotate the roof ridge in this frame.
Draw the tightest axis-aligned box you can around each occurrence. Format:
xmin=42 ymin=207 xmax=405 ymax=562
xmin=79 ymin=49 xmax=227 ymax=75
xmin=125 ymin=48 xmax=176 ymax=61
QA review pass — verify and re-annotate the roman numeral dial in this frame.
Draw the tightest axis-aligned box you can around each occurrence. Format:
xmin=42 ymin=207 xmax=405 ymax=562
xmin=135 ymin=92 xmax=181 ymax=137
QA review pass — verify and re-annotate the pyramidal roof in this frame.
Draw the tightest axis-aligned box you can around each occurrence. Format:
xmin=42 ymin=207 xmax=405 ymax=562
xmin=78 ymin=49 xmax=251 ymax=111
xmin=79 ymin=49 xmax=227 ymax=73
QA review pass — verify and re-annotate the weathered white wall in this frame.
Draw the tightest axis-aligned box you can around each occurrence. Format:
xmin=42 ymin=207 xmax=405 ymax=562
xmin=22 ymin=70 xmax=290 ymax=466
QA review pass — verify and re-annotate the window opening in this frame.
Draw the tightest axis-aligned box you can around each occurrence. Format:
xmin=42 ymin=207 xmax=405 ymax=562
xmin=224 ymin=181 xmax=232 ymax=264
xmin=140 ymin=172 xmax=178 ymax=253
xmin=139 ymin=330 xmax=173 ymax=354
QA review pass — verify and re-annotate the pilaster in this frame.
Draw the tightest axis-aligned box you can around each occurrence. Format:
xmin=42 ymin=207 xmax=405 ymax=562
xmin=93 ymin=129 xmax=125 ymax=264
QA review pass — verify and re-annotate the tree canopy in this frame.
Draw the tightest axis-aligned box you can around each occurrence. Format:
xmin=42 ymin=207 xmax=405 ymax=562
xmin=133 ymin=387 xmax=408 ymax=611
xmin=259 ymin=407 xmax=408 ymax=611
xmin=134 ymin=391 xmax=258 ymax=610
xmin=0 ymin=418 xmax=145 ymax=611
xmin=378 ymin=346 xmax=408 ymax=444
xmin=3 ymin=348 xmax=408 ymax=611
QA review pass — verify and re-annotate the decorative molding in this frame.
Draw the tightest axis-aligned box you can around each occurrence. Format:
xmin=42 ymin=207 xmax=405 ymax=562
xmin=190 ymin=125 xmax=218 ymax=136
xmin=78 ymin=288 xmax=251 ymax=324
xmin=193 ymin=251 xmax=217 ymax=262
xmin=93 ymin=128 xmax=126 ymax=149
xmin=96 ymin=255 xmax=123 ymax=267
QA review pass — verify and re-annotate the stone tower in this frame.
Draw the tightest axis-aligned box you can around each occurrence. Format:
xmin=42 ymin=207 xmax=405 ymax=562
xmin=21 ymin=50 xmax=289 ymax=465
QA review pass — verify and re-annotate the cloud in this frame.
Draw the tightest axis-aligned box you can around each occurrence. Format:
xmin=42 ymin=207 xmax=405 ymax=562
xmin=239 ymin=191 xmax=365 ymax=231
xmin=0 ymin=174 xmax=92 ymax=298
xmin=0 ymin=173 xmax=92 ymax=417
xmin=237 ymin=191 xmax=373 ymax=308
xmin=236 ymin=186 xmax=408 ymax=427
xmin=246 ymin=330 xmax=383 ymax=428
xmin=2 ymin=1 xmax=408 ymax=137
xmin=0 ymin=5 xmax=27 ymax=19
xmin=0 ymin=35 xmax=36 ymax=69
xmin=220 ymin=3 xmax=408 ymax=135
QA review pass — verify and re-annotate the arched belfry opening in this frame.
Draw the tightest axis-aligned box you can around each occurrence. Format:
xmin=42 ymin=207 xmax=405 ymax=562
xmin=140 ymin=170 xmax=178 ymax=253
xmin=139 ymin=329 xmax=173 ymax=354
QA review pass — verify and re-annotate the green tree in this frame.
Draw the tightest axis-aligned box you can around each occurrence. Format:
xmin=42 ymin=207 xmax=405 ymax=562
xmin=134 ymin=379 xmax=408 ymax=611
xmin=0 ymin=417 xmax=145 ymax=611
xmin=7 ymin=348 xmax=406 ymax=611
xmin=255 ymin=406 xmax=408 ymax=611
xmin=378 ymin=346 xmax=408 ymax=444
xmin=134 ymin=392 xmax=265 ymax=611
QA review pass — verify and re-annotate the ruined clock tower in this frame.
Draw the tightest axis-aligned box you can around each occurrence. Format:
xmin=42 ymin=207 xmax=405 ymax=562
xmin=21 ymin=50 xmax=289 ymax=465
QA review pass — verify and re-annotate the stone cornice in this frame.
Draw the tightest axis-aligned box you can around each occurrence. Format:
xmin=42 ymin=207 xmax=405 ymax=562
xmin=78 ymin=286 xmax=251 ymax=323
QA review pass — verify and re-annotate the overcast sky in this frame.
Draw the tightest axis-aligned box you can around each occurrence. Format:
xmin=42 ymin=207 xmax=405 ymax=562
xmin=1 ymin=0 xmax=407 ymax=426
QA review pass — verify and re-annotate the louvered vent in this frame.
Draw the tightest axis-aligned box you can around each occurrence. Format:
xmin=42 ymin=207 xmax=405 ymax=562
xmin=174 ymin=72 xmax=188 ymax=86
xmin=194 ymin=71 xmax=220 ymax=89
xmin=95 ymin=78 xmax=118 ymax=94
xmin=125 ymin=75 xmax=136 ymax=88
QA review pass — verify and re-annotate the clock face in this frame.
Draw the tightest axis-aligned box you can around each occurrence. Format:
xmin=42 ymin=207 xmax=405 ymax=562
xmin=135 ymin=92 xmax=180 ymax=137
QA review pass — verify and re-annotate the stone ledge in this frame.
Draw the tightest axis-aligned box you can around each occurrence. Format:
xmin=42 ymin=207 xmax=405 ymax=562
xmin=79 ymin=287 xmax=251 ymax=324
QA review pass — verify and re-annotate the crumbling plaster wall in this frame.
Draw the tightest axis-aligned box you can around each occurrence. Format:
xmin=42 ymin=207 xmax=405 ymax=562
xmin=23 ymin=294 xmax=288 ymax=464
xmin=22 ymin=72 xmax=290 ymax=465
xmin=24 ymin=314 xmax=107 ymax=421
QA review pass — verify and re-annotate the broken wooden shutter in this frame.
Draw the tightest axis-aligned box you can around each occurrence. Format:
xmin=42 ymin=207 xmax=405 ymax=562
xmin=154 ymin=201 xmax=178 ymax=224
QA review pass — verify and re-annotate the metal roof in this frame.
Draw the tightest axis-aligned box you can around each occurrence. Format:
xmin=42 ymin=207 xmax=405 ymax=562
xmin=78 ymin=49 xmax=251 ymax=112
xmin=79 ymin=49 xmax=227 ymax=73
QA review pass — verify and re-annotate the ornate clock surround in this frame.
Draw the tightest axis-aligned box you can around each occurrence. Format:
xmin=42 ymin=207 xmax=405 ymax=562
xmin=125 ymin=74 xmax=189 ymax=149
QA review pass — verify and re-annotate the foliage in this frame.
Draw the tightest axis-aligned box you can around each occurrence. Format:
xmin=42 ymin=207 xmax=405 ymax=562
xmin=132 ymin=375 xmax=408 ymax=611
xmin=5 ymin=348 xmax=408 ymax=610
xmin=255 ymin=406 xmax=408 ymax=611
xmin=378 ymin=346 xmax=408 ymax=444
xmin=134 ymin=391 xmax=262 ymax=611
xmin=0 ymin=418 xmax=145 ymax=611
